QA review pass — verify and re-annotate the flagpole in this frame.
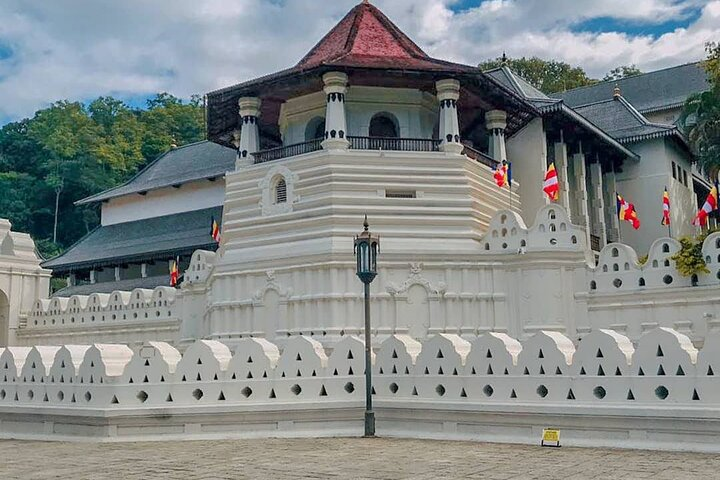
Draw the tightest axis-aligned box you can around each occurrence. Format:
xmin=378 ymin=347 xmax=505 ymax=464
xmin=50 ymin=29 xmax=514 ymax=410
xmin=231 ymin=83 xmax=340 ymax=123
xmin=615 ymin=191 xmax=623 ymax=244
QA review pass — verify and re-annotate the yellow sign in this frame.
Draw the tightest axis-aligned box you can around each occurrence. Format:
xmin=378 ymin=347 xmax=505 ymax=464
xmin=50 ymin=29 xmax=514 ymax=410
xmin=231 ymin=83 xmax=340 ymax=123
xmin=541 ymin=428 xmax=561 ymax=447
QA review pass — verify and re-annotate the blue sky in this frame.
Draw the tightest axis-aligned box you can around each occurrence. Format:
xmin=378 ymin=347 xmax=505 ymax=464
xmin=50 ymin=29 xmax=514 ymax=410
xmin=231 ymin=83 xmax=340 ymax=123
xmin=0 ymin=0 xmax=718 ymax=126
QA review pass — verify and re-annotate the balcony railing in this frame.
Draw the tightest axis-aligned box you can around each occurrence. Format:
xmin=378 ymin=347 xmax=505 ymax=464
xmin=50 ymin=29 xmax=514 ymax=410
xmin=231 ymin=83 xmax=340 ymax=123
xmin=252 ymin=138 xmax=323 ymax=164
xmin=461 ymin=145 xmax=499 ymax=169
xmin=251 ymin=137 xmax=502 ymax=164
xmin=347 ymin=136 xmax=441 ymax=152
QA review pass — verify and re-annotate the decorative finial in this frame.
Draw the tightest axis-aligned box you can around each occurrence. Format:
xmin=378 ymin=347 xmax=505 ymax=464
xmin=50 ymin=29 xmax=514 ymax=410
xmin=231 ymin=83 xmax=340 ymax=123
xmin=363 ymin=214 xmax=369 ymax=232
xmin=501 ymin=51 xmax=508 ymax=66
xmin=613 ymin=84 xmax=621 ymax=99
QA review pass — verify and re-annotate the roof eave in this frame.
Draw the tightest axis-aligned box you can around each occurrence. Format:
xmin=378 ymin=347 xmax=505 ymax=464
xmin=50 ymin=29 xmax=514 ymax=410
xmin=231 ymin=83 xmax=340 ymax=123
xmin=540 ymin=102 xmax=639 ymax=160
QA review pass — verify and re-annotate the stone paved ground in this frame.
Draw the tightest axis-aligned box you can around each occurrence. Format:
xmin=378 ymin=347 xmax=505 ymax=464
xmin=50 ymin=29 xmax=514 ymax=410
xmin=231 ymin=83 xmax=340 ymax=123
xmin=1 ymin=437 xmax=718 ymax=479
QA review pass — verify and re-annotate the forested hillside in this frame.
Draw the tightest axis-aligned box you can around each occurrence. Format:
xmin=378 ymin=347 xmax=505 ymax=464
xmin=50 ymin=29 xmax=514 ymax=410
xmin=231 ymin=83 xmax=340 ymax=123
xmin=0 ymin=94 xmax=204 ymax=258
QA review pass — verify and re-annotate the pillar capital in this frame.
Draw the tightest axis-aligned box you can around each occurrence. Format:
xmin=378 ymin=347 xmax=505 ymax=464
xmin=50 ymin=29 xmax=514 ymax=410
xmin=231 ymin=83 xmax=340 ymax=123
xmin=322 ymin=72 xmax=349 ymax=95
xmin=435 ymin=79 xmax=460 ymax=102
xmin=238 ymin=97 xmax=261 ymax=118
xmin=485 ymin=110 xmax=507 ymax=131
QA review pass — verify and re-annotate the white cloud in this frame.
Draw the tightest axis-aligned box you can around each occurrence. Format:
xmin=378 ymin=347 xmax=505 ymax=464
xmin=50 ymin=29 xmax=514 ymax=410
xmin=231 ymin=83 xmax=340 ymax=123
xmin=0 ymin=0 xmax=717 ymax=122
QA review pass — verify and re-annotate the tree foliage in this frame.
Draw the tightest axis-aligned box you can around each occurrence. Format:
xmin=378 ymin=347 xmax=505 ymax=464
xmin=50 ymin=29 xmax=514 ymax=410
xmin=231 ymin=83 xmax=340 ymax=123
xmin=602 ymin=65 xmax=643 ymax=82
xmin=0 ymin=93 xmax=204 ymax=258
xmin=679 ymin=42 xmax=720 ymax=177
xmin=479 ymin=56 xmax=597 ymax=94
xmin=671 ymin=230 xmax=716 ymax=278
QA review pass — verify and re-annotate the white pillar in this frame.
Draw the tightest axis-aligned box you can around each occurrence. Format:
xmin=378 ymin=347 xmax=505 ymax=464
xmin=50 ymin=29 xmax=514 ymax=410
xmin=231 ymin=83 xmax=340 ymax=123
xmin=68 ymin=273 xmax=76 ymax=287
xmin=554 ymin=131 xmax=571 ymax=214
xmin=571 ymin=142 xmax=591 ymax=246
xmin=589 ymin=158 xmax=607 ymax=249
xmin=437 ymin=79 xmax=464 ymax=154
xmin=237 ymin=97 xmax=261 ymax=168
xmin=603 ymin=166 xmax=620 ymax=242
xmin=140 ymin=263 xmax=148 ymax=279
xmin=114 ymin=266 xmax=121 ymax=282
xmin=485 ymin=110 xmax=507 ymax=161
xmin=89 ymin=270 xmax=96 ymax=284
xmin=321 ymin=72 xmax=350 ymax=150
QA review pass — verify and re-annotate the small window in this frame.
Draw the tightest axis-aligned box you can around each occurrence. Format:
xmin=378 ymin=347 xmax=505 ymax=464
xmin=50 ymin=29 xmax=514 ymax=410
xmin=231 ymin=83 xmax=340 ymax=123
xmin=385 ymin=190 xmax=416 ymax=199
xmin=683 ymin=170 xmax=688 ymax=187
xmin=672 ymin=161 xmax=677 ymax=179
xmin=275 ymin=178 xmax=287 ymax=204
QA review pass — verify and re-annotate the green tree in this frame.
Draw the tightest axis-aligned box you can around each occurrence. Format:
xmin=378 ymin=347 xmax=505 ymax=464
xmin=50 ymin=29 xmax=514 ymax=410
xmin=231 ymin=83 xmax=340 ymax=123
xmin=0 ymin=92 xmax=205 ymax=256
xmin=479 ymin=56 xmax=597 ymax=94
xmin=602 ymin=65 xmax=643 ymax=81
xmin=679 ymin=42 xmax=720 ymax=177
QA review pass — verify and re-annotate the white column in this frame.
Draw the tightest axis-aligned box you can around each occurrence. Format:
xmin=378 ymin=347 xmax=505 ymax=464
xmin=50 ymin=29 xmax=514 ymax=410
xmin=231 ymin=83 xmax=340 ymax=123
xmin=571 ymin=142 xmax=591 ymax=245
xmin=603 ymin=166 xmax=620 ymax=242
xmin=140 ymin=263 xmax=148 ymax=279
xmin=114 ymin=266 xmax=121 ymax=282
xmin=237 ymin=97 xmax=262 ymax=168
xmin=89 ymin=270 xmax=96 ymax=284
xmin=68 ymin=273 xmax=76 ymax=287
xmin=553 ymin=131 xmax=571 ymax=214
xmin=437 ymin=79 xmax=464 ymax=154
xmin=321 ymin=72 xmax=350 ymax=150
xmin=485 ymin=110 xmax=507 ymax=161
xmin=589 ymin=158 xmax=607 ymax=248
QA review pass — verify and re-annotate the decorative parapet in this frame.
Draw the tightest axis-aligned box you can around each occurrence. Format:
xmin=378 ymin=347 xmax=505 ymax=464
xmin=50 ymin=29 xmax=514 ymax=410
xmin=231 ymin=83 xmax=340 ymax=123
xmin=0 ymin=327 xmax=717 ymax=409
xmin=479 ymin=205 xmax=587 ymax=254
xmin=25 ymin=286 xmax=178 ymax=330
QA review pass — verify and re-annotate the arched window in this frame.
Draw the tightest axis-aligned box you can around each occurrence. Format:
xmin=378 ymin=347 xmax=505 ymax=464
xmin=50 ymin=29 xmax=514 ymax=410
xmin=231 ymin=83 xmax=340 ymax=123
xmin=369 ymin=113 xmax=398 ymax=138
xmin=305 ymin=117 xmax=325 ymax=141
xmin=275 ymin=177 xmax=287 ymax=204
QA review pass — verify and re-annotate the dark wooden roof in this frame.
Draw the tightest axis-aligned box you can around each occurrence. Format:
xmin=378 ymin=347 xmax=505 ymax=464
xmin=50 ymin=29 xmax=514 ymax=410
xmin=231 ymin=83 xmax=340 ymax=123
xmin=77 ymin=141 xmax=236 ymax=205
xmin=206 ymin=2 xmax=538 ymax=147
xmin=42 ymin=207 xmax=222 ymax=273
xmin=555 ymin=62 xmax=709 ymax=114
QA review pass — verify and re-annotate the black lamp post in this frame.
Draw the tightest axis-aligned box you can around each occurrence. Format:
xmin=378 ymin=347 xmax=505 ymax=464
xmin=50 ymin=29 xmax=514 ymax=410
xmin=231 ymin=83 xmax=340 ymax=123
xmin=354 ymin=215 xmax=379 ymax=437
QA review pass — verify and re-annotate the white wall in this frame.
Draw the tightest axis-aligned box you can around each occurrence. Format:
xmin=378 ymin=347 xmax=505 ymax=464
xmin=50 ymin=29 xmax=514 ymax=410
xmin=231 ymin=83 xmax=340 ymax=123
xmin=280 ymin=86 xmax=437 ymax=145
xmin=616 ymin=138 xmax=695 ymax=255
xmin=101 ymin=180 xmax=225 ymax=226
xmin=506 ymin=117 xmax=547 ymax=228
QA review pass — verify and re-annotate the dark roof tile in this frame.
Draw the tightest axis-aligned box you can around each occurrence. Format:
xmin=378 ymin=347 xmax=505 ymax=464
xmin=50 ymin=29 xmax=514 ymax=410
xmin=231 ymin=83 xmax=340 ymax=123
xmin=42 ymin=206 xmax=222 ymax=271
xmin=77 ymin=141 xmax=236 ymax=205
xmin=555 ymin=62 xmax=709 ymax=112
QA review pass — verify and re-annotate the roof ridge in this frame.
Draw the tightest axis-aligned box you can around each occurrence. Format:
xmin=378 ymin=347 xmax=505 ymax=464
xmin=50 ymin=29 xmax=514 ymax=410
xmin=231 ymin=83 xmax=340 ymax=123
xmin=561 ymin=61 xmax=704 ymax=95
xmin=616 ymin=95 xmax=654 ymax=125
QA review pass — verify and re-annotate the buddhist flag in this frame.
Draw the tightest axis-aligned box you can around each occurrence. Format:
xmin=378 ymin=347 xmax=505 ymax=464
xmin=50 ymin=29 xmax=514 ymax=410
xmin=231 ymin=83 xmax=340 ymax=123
xmin=543 ymin=162 xmax=559 ymax=201
xmin=211 ymin=216 xmax=221 ymax=243
xmin=616 ymin=193 xmax=640 ymax=230
xmin=493 ymin=161 xmax=511 ymax=188
xmin=170 ymin=259 xmax=179 ymax=287
xmin=661 ymin=188 xmax=670 ymax=226
xmin=693 ymin=186 xmax=718 ymax=227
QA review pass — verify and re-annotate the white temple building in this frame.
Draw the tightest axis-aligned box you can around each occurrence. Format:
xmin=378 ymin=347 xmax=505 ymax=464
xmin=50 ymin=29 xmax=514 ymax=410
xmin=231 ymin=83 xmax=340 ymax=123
xmin=1 ymin=1 xmax=720 ymax=450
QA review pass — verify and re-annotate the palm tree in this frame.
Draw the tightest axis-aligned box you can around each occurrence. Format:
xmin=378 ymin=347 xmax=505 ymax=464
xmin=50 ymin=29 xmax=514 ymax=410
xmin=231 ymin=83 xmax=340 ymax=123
xmin=679 ymin=43 xmax=720 ymax=179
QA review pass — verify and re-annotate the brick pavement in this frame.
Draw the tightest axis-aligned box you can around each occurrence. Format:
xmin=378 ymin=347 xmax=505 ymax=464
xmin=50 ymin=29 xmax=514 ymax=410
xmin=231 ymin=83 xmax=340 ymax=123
xmin=1 ymin=437 xmax=718 ymax=479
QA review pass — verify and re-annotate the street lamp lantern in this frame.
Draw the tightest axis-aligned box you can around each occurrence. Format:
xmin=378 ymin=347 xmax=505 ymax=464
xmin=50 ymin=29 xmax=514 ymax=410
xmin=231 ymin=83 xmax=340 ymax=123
xmin=354 ymin=216 xmax=379 ymax=283
xmin=354 ymin=215 xmax=379 ymax=437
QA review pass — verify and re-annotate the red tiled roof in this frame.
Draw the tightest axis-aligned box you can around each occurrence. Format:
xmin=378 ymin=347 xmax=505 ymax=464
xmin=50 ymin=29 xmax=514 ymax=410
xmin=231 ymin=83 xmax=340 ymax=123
xmin=296 ymin=1 xmax=449 ymax=71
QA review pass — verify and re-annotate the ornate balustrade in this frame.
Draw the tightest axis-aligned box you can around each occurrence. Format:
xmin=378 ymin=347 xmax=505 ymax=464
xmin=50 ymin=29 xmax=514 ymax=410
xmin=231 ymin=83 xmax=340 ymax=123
xmin=347 ymin=136 xmax=441 ymax=152
xmin=461 ymin=145 xmax=499 ymax=169
xmin=252 ymin=138 xmax=323 ymax=164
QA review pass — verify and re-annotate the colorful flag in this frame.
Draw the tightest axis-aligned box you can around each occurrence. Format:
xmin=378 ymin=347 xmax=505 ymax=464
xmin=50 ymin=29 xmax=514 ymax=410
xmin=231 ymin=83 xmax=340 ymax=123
xmin=616 ymin=193 xmax=640 ymax=230
xmin=211 ymin=217 xmax=221 ymax=243
xmin=493 ymin=161 xmax=510 ymax=188
xmin=661 ymin=188 xmax=670 ymax=226
xmin=170 ymin=260 xmax=179 ymax=287
xmin=692 ymin=186 xmax=718 ymax=227
xmin=543 ymin=162 xmax=559 ymax=201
